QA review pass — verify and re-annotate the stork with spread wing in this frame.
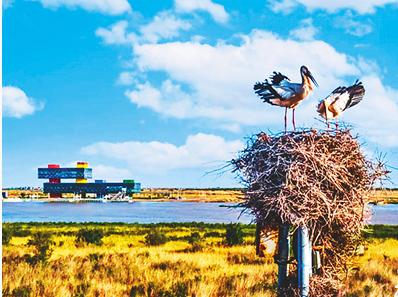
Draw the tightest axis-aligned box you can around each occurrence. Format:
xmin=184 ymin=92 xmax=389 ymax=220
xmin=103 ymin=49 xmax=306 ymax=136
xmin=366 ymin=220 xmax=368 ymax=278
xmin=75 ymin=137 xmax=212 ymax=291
xmin=254 ymin=66 xmax=318 ymax=131
xmin=317 ymin=80 xmax=365 ymax=129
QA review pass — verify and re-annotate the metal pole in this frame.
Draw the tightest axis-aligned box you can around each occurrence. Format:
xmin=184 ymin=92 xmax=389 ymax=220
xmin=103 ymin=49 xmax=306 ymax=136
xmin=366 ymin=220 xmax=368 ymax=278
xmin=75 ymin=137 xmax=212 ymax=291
xmin=255 ymin=221 xmax=262 ymax=256
xmin=297 ymin=226 xmax=311 ymax=297
xmin=277 ymin=224 xmax=290 ymax=291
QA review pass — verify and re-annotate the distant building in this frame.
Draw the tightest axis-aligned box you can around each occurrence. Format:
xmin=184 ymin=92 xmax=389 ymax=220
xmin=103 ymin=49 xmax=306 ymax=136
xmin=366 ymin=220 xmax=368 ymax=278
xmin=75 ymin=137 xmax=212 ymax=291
xmin=38 ymin=162 xmax=141 ymax=198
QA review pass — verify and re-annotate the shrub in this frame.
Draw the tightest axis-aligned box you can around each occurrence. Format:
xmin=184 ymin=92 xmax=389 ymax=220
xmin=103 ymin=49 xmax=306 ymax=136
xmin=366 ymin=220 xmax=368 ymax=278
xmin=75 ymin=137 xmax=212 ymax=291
xmin=144 ymin=230 xmax=168 ymax=246
xmin=73 ymin=283 xmax=90 ymax=297
xmin=225 ymin=223 xmax=244 ymax=246
xmin=2 ymin=225 xmax=12 ymax=245
xmin=11 ymin=286 xmax=31 ymax=297
xmin=186 ymin=232 xmax=204 ymax=252
xmin=76 ymin=228 xmax=104 ymax=246
xmin=187 ymin=232 xmax=201 ymax=244
xmin=27 ymin=232 xmax=54 ymax=263
xmin=145 ymin=281 xmax=189 ymax=297
xmin=187 ymin=242 xmax=204 ymax=252
xmin=204 ymin=231 xmax=222 ymax=238
xmin=171 ymin=282 xmax=189 ymax=297
xmin=2 ymin=224 xmax=31 ymax=245
xmin=130 ymin=284 xmax=145 ymax=297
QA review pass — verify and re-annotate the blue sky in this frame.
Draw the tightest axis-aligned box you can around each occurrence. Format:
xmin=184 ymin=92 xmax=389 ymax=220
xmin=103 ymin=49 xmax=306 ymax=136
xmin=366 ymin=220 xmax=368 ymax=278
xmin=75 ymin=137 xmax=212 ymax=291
xmin=3 ymin=0 xmax=398 ymax=188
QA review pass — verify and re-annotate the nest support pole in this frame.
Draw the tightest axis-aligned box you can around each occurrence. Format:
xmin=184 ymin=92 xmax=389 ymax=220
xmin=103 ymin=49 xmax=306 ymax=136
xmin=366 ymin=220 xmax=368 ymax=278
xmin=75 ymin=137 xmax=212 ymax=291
xmin=277 ymin=224 xmax=290 ymax=293
xmin=297 ymin=226 xmax=312 ymax=297
xmin=255 ymin=222 xmax=262 ymax=256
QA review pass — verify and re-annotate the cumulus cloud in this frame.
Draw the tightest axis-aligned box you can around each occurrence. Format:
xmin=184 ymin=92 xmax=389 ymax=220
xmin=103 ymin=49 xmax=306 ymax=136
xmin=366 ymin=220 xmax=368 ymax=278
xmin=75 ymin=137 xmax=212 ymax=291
xmin=125 ymin=29 xmax=398 ymax=146
xmin=116 ymin=71 xmax=135 ymax=86
xmin=38 ymin=0 xmax=131 ymax=15
xmin=125 ymin=80 xmax=193 ymax=119
xmin=140 ymin=11 xmax=192 ymax=43
xmin=3 ymin=86 xmax=44 ymax=118
xmin=130 ymin=30 xmax=358 ymax=127
xmin=95 ymin=21 xmax=134 ymax=45
xmin=91 ymin=164 xmax=132 ymax=181
xmin=268 ymin=0 xmax=297 ymax=14
xmin=96 ymin=12 xmax=191 ymax=46
xmin=175 ymin=0 xmax=229 ymax=24
xmin=81 ymin=133 xmax=243 ymax=172
xmin=347 ymin=75 xmax=398 ymax=147
xmin=269 ymin=0 xmax=398 ymax=14
xmin=334 ymin=12 xmax=373 ymax=36
xmin=289 ymin=18 xmax=318 ymax=41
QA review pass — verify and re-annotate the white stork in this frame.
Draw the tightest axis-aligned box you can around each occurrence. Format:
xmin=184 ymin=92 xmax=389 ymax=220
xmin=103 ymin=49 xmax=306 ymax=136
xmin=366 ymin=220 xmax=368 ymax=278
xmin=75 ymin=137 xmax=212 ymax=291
xmin=317 ymin=80 xmax=365 ymax=129
xmin=254 ymin=66 xmax=318 ymax=131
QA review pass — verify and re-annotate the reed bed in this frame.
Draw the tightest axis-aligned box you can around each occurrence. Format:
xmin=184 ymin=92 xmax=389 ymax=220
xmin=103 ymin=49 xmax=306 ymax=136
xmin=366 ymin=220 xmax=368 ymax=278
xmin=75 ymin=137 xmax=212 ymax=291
xmin=2 ymin=223 xmax=397 ymax=297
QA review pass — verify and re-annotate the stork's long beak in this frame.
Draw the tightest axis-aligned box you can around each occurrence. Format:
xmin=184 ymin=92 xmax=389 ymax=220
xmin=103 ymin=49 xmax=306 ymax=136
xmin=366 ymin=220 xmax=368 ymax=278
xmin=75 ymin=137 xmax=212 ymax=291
xmin=308 ymin=71 xmax=318 ymax=87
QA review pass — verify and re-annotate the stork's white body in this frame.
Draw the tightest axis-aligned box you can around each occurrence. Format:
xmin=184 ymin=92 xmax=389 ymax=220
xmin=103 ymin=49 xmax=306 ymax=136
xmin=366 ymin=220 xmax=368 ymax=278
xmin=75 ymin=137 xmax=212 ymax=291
xmin=321 ymin=92 xmax=351 ymax=120
xmin=317 ymin=81 xmax=365 ymax=123
xmin=254 ymin=66 xmax=318 ymax=131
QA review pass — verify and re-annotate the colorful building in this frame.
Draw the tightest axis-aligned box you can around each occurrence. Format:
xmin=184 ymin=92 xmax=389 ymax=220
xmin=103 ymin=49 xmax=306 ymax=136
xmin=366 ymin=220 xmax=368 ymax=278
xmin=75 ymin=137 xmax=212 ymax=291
xmin=38 ymin=162 xmax=141 ymax=198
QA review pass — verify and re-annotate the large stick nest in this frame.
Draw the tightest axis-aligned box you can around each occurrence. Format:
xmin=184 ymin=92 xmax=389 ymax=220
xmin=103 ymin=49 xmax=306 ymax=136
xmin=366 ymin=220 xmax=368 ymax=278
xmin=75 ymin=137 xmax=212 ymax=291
xmin=231 ymin=129 xmax=387 ymax=294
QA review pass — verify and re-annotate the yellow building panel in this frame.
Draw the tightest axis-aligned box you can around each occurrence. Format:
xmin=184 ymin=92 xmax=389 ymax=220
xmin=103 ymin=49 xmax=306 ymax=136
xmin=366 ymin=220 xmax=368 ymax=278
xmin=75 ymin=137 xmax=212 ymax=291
xmin=76 ymin=162 xmax=88 ymax=168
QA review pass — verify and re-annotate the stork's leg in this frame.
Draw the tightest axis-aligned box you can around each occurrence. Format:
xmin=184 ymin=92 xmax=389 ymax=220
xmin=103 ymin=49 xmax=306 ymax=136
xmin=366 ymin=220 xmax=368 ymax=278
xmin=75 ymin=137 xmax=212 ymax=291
xmin=292 ymin=109 xmax=296 ymax=131
xmin=335 ymin=121 xmax=339 ymax=130
xmin=284 ymin=107 xmax=288 ymax=133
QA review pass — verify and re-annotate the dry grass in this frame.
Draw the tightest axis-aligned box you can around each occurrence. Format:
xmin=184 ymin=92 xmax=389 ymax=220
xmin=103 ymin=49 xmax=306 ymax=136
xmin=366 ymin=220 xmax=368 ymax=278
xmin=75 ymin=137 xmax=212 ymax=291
xmin=2 ymin=223 xmax=397 ymax=297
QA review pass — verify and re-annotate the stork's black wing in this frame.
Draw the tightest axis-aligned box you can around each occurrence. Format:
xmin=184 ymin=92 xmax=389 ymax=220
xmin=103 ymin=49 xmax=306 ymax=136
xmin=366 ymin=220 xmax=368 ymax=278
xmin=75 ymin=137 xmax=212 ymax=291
xmin=345 ymin=80 xmax=365 ymax=110
xmin=270 ymin=72 xmax=290 ymax=85
xmin=253 ymin=80 xmax=283 ymax=105
xmin=324 ymin=80 xmax=365 ymax=113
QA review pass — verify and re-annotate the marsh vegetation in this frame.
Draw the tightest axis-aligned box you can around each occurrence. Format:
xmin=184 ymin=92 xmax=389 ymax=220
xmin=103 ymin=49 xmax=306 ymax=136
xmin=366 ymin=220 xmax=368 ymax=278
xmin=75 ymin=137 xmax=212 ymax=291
xmin=2 ymin=223 xmax=397 ymax=297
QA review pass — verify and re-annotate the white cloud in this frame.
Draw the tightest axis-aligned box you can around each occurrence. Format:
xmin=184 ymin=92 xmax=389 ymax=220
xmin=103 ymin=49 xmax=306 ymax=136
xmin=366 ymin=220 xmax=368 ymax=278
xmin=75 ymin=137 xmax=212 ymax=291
xmin=175 ymin=0 xmax=229 ymax=24
xmin=95 ymin=21 xmax=134 ymax=45
xmin=38 ymin=0 xmax=131 ymax=15
xmin=289 ymin=18 xmax=318 ymax=41
xmin=125 ymin=80 xmax=193 ymax=119
xmin=140 ymin=11 xmax=192 ymax=43
xmin=347 ymin=75 xmax=398 ymax=147
xmin=3 ymin=86 xmax=44 ymax=118
xmin=334 ymin=12 xmax=373 ymax=36
xmin=126 ymin=29 xmax=398 ymax=146
xmin=116 ymin=71 xmax=135 ymax=86
xmin=269 ymin=0 xmax=398 ymax=14
xmin=81 ymin=133 xmax=243 ymax=172
xmin=130 ymin=30 xmax=358 ymax=128
xmin=91 ymin=164 xmax=132 ymax=181
xmin=96 ymin=12 xmax=191 ymax=46
xmin=268 ymin=0 xmax=297 ymax=14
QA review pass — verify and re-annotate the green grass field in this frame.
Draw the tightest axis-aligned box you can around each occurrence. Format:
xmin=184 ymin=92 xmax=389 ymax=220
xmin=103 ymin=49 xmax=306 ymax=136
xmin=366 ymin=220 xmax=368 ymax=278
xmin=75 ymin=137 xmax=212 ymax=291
xmin=2 ymin=223 xmax=398 ymax=297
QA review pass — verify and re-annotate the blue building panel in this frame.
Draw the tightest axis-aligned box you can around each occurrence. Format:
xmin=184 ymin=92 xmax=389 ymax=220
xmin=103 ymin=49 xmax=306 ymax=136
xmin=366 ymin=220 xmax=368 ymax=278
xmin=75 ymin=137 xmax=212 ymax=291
xmin=43 ymin=182 xmax=141 ymax=194
xmin=38 ymin=168 xmax=92 ymax=179
xmin=134 ymin=183 xmax=141 ymax=192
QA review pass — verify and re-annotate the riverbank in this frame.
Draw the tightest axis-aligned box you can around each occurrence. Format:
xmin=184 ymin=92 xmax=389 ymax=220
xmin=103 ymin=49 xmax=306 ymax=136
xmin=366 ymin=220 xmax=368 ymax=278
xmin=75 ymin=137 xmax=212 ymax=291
xmin=3 ymin=188 xmax=398 ymax=204
xmin=2 ymin=197 xmax=237 ymax=203
xmin=2 ymin=223 xmax=397 ymax=297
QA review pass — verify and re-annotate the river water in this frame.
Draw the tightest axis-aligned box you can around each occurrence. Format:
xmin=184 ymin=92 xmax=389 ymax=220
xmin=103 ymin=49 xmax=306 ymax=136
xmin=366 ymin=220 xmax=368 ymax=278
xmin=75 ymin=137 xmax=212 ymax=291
xmin=2 ymin=202 xmax=398 ymax=224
